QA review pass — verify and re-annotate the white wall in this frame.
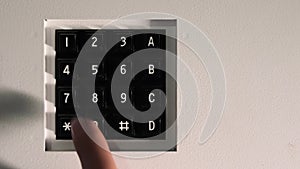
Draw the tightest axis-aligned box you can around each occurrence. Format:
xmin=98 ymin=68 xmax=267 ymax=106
xmin=0 ymin=0 xmax=299 ymax=168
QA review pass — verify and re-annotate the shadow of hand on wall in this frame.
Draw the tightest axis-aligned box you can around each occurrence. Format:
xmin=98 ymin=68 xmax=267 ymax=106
xmin=0 ymin=87 xmax=42 ymax=169
xmin=0 ymin=87 xmax=42 ymax=122
xmin=0 ymin=159 xmax=17 ymax=169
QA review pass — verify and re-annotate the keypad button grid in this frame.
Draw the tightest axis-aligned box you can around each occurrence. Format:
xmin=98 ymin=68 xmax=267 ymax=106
xmin=55 ymin=29 xmax=167 ymax=140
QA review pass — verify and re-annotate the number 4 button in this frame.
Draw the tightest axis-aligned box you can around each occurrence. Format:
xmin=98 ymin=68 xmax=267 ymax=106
xmin=57 ymin=60 xmax=74 ymax=80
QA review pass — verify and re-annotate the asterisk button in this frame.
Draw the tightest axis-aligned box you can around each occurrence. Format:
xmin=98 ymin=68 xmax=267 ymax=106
xmin=62 ymin=122 xmax=71 ymax=131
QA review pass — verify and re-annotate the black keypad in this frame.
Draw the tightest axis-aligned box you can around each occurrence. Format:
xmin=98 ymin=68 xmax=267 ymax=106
xmin=55 ymin=29 xmax=168 ymax=140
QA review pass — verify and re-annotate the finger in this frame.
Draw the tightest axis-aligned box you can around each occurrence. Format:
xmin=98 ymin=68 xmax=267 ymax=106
xmin=71 ymin=118 xmax=117 ymax=169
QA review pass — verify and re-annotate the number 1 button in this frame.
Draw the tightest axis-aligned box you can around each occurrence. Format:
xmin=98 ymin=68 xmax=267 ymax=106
xmin=58 ymin=33 xmax=77 ymax=53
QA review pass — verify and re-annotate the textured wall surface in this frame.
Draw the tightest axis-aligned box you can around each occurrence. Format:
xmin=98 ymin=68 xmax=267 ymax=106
xmin=0 ymin=0 xmax=299 ymax=168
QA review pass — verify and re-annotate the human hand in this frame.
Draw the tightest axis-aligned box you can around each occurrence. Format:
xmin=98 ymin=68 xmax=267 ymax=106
xmin=71 ymin=119 xmax=117 ymax=169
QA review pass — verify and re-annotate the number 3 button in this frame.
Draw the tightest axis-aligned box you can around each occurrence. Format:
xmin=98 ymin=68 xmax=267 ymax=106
xmin=111 ymin=32 xmax=133 ymax=54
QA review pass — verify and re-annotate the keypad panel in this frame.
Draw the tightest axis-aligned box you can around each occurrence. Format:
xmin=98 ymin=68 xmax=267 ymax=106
xmin=55 ymin=29 xmax=167 ymax=140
